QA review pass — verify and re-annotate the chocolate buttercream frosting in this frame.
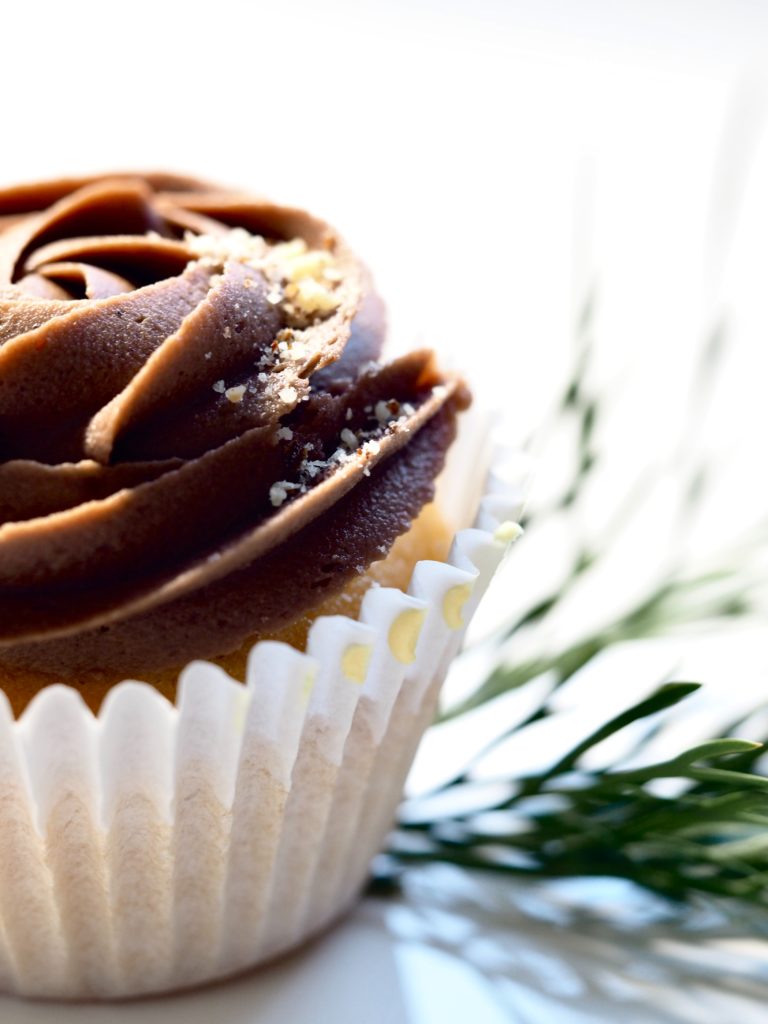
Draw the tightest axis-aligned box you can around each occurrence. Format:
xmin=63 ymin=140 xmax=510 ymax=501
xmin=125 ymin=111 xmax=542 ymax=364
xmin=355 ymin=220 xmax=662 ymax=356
xmin=0 ymin=173 xmax=469 ymax=681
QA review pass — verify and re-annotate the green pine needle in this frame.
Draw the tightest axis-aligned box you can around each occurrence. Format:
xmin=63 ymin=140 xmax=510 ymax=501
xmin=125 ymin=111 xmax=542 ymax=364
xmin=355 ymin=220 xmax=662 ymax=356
xmin=384 ymin=685 xmax=768 ymax=905
xmin=378 ymin=303 xmax=768 ymax=912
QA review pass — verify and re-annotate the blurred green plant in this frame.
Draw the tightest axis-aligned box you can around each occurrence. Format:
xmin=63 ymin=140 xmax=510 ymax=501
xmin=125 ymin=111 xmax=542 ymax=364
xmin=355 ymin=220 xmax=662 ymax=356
xmin=380 ymin=296 xmax=768 ymax=908
xmin=383 ymin=682 xmax=768 ymax=907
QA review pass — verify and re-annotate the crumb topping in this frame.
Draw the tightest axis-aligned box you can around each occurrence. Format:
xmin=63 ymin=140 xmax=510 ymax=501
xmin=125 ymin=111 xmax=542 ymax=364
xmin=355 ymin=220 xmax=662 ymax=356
xmin=188 ymin=230 xmax=343 ymax=327
xmin=264 ymin=393 xmax=431 ymax=514
xmin=269 ymin=480 xmax=301 ymax=507
xmin=225 ymin=385 xmax=246 ymax=404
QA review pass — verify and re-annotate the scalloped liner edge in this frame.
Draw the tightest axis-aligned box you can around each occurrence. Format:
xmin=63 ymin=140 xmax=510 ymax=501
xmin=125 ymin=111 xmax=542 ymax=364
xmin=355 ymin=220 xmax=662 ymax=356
xmin=0 ymin=442 xmax=527 ymax=999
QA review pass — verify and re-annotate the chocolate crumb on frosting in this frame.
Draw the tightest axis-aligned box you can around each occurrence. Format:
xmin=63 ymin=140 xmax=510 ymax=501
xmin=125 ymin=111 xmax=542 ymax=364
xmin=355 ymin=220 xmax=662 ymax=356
xmin=0 ymin=173 xmax=470 ymax=680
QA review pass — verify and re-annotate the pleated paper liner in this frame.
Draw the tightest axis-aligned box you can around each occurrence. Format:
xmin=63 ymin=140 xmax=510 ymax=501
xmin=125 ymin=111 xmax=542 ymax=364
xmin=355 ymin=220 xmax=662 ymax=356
xmin=0 ymin=444 xmax=526 ymax=999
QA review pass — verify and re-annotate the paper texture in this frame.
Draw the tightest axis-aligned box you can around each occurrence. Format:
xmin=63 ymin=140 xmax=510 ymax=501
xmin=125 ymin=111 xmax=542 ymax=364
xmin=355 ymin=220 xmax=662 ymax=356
xmin=0 ymin=446 xmax=525 ymax=999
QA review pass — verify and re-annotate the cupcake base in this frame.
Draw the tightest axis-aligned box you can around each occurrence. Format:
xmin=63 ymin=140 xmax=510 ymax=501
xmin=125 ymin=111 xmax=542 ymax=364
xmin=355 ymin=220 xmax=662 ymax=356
xmin=0 ymin=445 xmax=525 ymax=1000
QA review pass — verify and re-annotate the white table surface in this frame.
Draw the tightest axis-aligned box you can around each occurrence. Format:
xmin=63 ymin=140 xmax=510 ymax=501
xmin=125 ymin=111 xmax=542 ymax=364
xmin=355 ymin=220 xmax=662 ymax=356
xmin=1 ymin=865 xmax=766 ymax=1024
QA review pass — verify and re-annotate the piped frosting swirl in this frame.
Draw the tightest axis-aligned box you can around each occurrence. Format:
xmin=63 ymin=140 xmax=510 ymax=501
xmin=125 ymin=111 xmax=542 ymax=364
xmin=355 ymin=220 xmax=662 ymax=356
xmin=0 ymin=173 xmax=468 ymax=682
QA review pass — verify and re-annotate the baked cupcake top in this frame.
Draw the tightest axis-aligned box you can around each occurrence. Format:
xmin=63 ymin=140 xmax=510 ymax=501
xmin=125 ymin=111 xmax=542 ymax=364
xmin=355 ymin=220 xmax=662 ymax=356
xmin=0 ymin=173 xmax=469 ymax=676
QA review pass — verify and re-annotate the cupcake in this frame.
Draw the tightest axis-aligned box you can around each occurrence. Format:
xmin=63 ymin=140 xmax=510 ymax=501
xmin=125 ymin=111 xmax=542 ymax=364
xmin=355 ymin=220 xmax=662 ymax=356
xmin=0 ymin=173 xmax=524 ymax=998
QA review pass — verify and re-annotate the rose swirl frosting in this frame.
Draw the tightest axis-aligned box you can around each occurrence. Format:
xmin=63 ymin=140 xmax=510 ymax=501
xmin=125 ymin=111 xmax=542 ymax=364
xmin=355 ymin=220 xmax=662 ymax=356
xmin=0 ymin=173 xmax=469 ymax=680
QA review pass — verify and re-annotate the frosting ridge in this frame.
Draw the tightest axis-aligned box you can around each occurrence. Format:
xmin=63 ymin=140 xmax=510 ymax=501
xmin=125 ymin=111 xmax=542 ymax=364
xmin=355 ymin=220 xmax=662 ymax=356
xmin=0 ymin=174 xmax=469 ymax=680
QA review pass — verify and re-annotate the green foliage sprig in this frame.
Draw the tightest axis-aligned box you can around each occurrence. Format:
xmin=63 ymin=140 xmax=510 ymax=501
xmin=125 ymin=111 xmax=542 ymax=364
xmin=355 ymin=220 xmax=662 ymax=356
xmin=384 ymin=683 xmax=768 ymax=907
xmin=380 ymin=300 xmax=768 ymax=909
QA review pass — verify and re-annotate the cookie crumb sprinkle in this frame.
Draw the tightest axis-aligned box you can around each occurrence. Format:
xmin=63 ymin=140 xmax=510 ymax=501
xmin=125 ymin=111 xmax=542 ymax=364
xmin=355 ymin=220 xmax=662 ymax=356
xmin=187 ymin=228 xmax=343 ymax=325
xmin=375 ymin=399 xmax=400 ymax=424
xmin=269 ymin=480 xmax=300 ymax=507
xmin=225 ymin=385 xmax=246 ymax=404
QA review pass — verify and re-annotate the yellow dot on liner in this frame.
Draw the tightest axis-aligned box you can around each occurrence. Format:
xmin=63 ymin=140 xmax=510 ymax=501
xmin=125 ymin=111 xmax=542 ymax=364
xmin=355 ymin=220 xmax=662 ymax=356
xmin=301 ymin=668 xmax=317 ymax=705
xmin=443 ymin=583 xmax=474 ymax=630
xmin=341 ymin=644 xmax=372 ymax=684
xmin=494 ymin=520 xmax=524 ymax=544
xmin=388 ymin=609 xmax=426 ymax=665
xmin=232 ymin=687 xmax=250 ymax=735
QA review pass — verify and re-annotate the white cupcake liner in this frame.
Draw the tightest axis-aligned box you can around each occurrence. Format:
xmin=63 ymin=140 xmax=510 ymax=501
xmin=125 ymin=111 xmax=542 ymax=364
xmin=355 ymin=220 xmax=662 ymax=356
xmin=0 ymin=440 xmax=526 ymax=1000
